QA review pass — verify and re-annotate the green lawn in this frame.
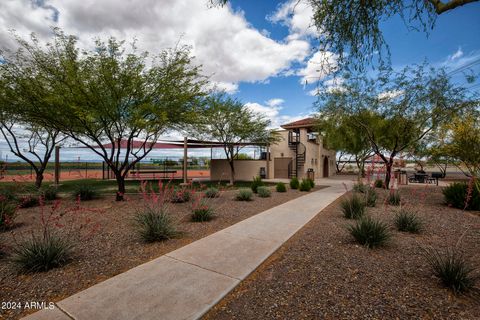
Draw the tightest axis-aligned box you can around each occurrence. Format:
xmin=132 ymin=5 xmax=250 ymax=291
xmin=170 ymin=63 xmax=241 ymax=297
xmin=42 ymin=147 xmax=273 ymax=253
xmin=0 ymin=179 xmax=272 ymax=195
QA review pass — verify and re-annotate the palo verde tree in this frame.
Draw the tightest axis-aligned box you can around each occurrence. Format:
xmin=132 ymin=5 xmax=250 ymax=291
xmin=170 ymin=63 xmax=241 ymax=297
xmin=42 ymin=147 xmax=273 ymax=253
xmin=317 ymin=64 xmax=473 ymax=188
xmin=443 ymin=112 xmax=480 ymax=178
xmin=192 ymin=93 xmax=278 ymax=184
xmin=213 ymin=0 xmax=478 ymax=70
xmin=0 ymin=73 xmax=65 ymax=189
xmin=317 ymin=112 xmax=373 ymax=177
xmin=1 ymin=31 xmax=207 ymax=200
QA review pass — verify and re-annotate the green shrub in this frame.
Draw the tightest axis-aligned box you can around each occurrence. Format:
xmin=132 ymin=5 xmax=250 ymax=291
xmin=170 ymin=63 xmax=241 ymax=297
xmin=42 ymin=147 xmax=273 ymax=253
xmin=374 ymin=179 xmax=385 ymax=188
xmin=191 ymin=201 xmax=215 ymax=222
xmin=236 ymin=188 xmax=253 ymax=201
xmin=0 ymin=239 xmax=5 ymax=258
xmin=19 ymin=195 xmax=40 ymax=208
xmin=204 ymin=187 xmax=220 ymax=198
xmin=72 ymin=185 xmax=98 ymax=201
xmin=424 ymin=247 xmax=477 ymax=293
xmin=40 ymin=187 xmax=58 ymax=201
xmin=12 ymin=233 xmax=73 ymax=272
xmin=0 ymin=198 xmax=17 ymax=231
xmin=387 ymin=190 xmax=401 ymax=206
xmin=276 ymin=182 xmax=287 ymax=192
xmin=347 ymin=217 xmax=391 ymax=248
xmin=299 ymin=178 xmax=312 ymax=192
xmin=394 ymin=209 xmax=423 ymax=233
xmin=290 ymin=177 xmax=299 ymax=189
xmin=364 ymin=187 xmax=377 ymax=207
xmin=251 ymin=176 xmax=264 ymax=193
xmin=353 ymin=182 xmax=368 ymax=193
xmin=170 ymin=188 xmax=191 ymax=203
xmin=256 ymin=186 xmax=271 ymax=198
xmin=307 ymin=178 xmax=315 ymax=188
xmin=134 ymin=207 xmax=178 ymax=242
xmin=0 ymin=187 xmax=18 ymax=202
xmin=341 ymin=194 xmax=366 ymax=219
xmin=442 ymin=182 xmax=480 ymax=210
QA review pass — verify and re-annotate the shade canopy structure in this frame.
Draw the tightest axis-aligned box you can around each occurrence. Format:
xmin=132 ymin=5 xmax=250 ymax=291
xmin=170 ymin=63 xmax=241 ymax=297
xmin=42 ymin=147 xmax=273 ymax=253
xmin=88 ymin=139 xmax=266 ymax=149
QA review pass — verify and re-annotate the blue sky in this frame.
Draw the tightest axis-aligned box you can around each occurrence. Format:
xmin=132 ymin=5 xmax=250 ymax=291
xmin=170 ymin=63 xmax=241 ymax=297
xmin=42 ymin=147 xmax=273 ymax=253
xmin=229 ymin=0 xmax=480 ymax=121
xmin=0 ymin=0 xmax=479 ymax=161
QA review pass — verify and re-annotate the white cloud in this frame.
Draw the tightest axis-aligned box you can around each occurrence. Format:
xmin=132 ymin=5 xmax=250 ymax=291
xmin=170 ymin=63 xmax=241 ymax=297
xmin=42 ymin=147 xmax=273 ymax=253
xmin=449 ymin=47 xmax=464 ymax=61
xmin=297 ymin=51 xmax=339 ymax=84
xmin=308 ymin=77 xmax=345 ymax=96
xmin=378 ymin=89 xmax=404 ymax=101
xmin=269 ymin=0 xmax=317 ymax=40
xmin=265 ymin=98 xmax=285 ymax=107
xmin=245 ymin=100 xmax=306 ymax=129
xmin=0 ymin=0 xmax=311 ymax=90
xmin=441 ymin=49 xmax=480 ymax=73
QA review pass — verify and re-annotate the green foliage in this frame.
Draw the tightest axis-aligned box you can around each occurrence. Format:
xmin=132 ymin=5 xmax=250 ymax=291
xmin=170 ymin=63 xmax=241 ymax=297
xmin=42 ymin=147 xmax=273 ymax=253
xmin=0 ymin=198 xmax=17 ymax=231
xmin=307 ymin=178 xmax=315 ymax=188
xmin=192 ymin=93 xmax=278 ymax=184
xmin=299 ymin=178 xmax=312 ymax=192
xmin=374 ymin=179 xmax=385 ymax=188
xmin=40 ymin=187 xmax=58 ymax=201
xmin=134 ymin=207 xmax=178 ymax=242
xmin=394 ymin=209 xmax=423 ymax=233
xmin=236 ymin=188 xmax=253 ymax=201
xmin=170 ymin=189 xmax=191 ymax=203
xmin=214 ymin=1 xmax=475 ymax=70
xmin=347 ymin=217 xmax=391 ymax=248
xmin=204 ymin=187 xmax=220 ymax=198
xmin=12 ymin=233 xmax=73 ymax=272
xmin=290 ymin=177 xmax=299 ymax=189
xmin=235 ymin=153 xmax=252 ymax=160
xmin=341 ymin=194 xmax=366 ymax=219
xmin=443 ymin=182 xmax=480 ymax=211
xmin=443 ymin=115 xmax=480 ymax=179
xmin=424 ymin=247 xmax=477 ymax=293
xmin=276 ymin=182 xmax=287 ymax=193
xmin=251 ymin=176 xmax=265 ymax=193
xmin=72 ymin=185 xmax=99 ymax=201
xmin=387 ymin=190 xmax=401 ymax=206
xmin=0 ymin=31 xmax=207 ymax=201
xmin=352 ymin=182 xmax=368 ymax=193
xmin=191 ymin=201 xmax=215 ymax=222
xmin=364 ymin=187 xmax=377 ymax=207
xmin=0 ymin=187 xmax=18 ymax=202
xmin=256 ymin=186 xmax=271 ymax=198
xmin=0 ymin=238 xmax=5 ymax=258
xmin=317 ymin=64 xmax=472 ymax=189
xmin=19 ymin=195 xmax=40 ymax=208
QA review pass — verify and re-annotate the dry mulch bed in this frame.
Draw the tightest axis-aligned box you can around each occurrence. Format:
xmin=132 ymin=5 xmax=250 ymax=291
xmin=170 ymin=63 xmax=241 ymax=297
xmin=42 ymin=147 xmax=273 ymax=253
xmin=205 ymin=185 xmax=480 ymax=320
xmin=0 ymin=186 xmax=324 ymax=320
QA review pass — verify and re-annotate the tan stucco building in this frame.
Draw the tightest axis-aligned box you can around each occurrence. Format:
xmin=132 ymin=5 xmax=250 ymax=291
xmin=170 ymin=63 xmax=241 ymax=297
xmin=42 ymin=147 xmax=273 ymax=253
xmin=210 ymin=118 xmax=336 ymax=181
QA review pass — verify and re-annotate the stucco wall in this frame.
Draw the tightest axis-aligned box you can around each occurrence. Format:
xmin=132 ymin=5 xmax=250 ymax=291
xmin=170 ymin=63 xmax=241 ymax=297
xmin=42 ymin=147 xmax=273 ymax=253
xmin=267 ymin=129 xmax=336 ymax=179
xmin=210 ymin=159 xmax=267 ymax=181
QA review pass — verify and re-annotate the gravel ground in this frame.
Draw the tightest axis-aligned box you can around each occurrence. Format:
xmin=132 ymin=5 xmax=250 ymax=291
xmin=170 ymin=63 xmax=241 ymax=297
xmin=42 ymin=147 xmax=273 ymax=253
xmin=0 ymin=185 xmax=323 ymax=320
xmin=204 ymin=185 xmax=480 ymax=320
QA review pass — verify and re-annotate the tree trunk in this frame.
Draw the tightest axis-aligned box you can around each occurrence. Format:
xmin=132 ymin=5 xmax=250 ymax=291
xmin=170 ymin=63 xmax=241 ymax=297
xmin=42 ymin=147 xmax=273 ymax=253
xmin=228 ymin=159 xmax=235 ymax=185
xmin=34 ymin=172 xmax=44 ymax=189
xmin=115 ymin=174 xmax=126 ymax=201
xmin=384 ymin=161 xmax=394 ymax=190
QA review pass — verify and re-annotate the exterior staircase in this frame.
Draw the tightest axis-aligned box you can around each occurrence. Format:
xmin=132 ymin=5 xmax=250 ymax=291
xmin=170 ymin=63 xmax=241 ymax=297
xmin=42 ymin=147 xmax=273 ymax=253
xmin=288 ymin=130 xmax=306 ymax=178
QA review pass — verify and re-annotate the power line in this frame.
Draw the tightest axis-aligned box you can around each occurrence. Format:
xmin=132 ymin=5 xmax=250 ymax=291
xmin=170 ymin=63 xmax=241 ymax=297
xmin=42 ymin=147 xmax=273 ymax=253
xmin=447 ymin=57 xmax=480 ymax=76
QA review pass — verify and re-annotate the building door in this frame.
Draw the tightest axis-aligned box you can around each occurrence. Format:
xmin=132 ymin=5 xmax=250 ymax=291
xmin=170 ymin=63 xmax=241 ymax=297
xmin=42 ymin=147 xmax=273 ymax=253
xmin=274 ymin=158 xmax=291 ymax=179
xmin=323 ymin=157 xmax=329 ymax=177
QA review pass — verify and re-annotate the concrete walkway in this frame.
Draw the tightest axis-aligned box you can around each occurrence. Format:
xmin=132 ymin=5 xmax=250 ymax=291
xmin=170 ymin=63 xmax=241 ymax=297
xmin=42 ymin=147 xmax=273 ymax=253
xmin=24 ymin=179 xmax=350 ymax=320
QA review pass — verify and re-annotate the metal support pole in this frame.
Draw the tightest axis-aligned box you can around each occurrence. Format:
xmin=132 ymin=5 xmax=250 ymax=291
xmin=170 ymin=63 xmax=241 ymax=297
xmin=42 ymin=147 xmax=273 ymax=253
xmin=266 ymin=143 xmax=270 ymax=179
xmin=54 ymin=146 xmax=60 ymax=185
xmin=183 ymin=137 xmax=188 ymax=184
